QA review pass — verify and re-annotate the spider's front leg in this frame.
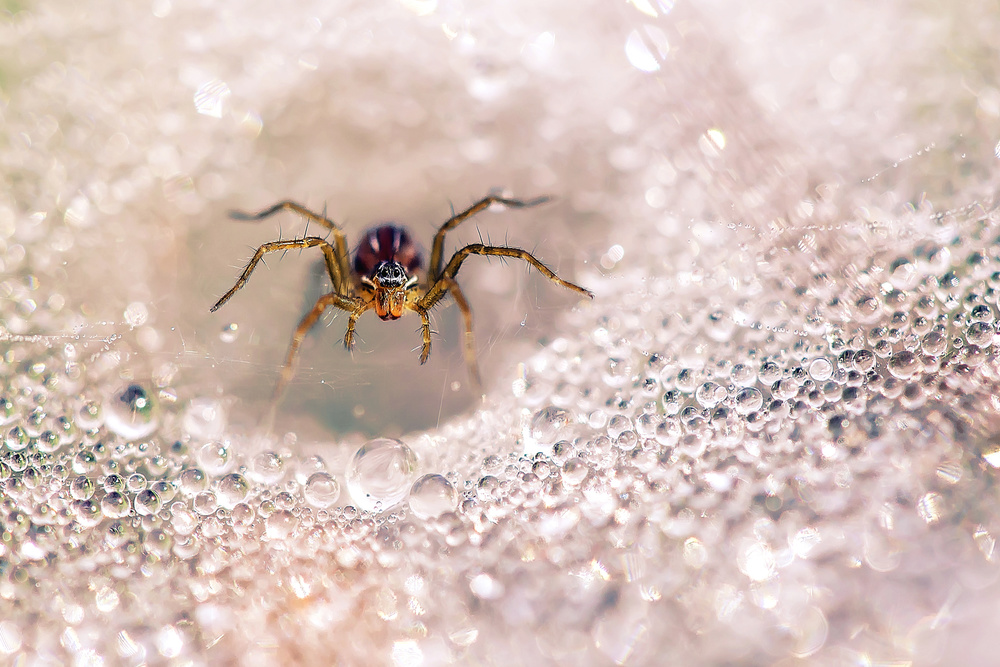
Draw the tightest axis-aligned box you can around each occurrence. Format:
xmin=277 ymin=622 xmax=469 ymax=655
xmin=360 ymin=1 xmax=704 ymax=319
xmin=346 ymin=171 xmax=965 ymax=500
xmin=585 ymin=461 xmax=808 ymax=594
xmin=342 ymin=301 xmax=374 ymax=353
xmin=212 ymin=237 xmax=346 ymax=312
xmin=227 ymin=200 xmax=353 ymax=297
xmin=419 ymin=243 xmax=594 ymax=311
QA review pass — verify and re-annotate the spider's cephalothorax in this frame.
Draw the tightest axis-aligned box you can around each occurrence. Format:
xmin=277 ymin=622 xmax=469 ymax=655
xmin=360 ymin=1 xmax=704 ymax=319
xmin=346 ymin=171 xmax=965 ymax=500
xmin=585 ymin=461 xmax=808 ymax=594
xmin=354 ymin=225 xmax=421 ymax=320
xmin=211 ymin=194 xmax=594 ymax=418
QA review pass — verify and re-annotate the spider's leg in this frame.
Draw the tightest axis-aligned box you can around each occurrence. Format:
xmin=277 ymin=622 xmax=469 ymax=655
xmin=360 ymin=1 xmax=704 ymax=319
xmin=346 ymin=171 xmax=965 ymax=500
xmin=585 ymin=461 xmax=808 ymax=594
xmin=343 ymin=300 xmax=374 ymax=352
xmin=228 ymin=201 xmax=352 ymax=295
xmin=211 ymin=237 xmax=344 ymax=311
xmin=428 ymin=195 xmax=550 ymax=283
xmin=443 ymin=278 xmax=481 ymax=388
xmin=271 ymin=292 xmax=360 ymax=410
xmin=419 ymin=244 xmax=594 ymax=311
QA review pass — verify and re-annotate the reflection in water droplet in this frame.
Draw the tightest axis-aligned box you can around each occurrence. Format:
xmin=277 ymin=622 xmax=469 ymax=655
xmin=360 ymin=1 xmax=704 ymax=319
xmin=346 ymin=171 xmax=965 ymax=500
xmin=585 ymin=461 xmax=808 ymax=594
xmin=346 ymin=438 xmax=418 ymax=512
xmin=105 ymin=384 xmax=158 ymax=439
xmin=409 ymin=474 xmax=457 ymax=520
xmin=193 ymin=79 xmax=231 ymax=118
xmin=217 ymin=473 xmax=250 ymax=509
xmin=304 ymin=472 xmax=341 ymax=508
xmin=625 ymin=25 xmax=670 ymax=73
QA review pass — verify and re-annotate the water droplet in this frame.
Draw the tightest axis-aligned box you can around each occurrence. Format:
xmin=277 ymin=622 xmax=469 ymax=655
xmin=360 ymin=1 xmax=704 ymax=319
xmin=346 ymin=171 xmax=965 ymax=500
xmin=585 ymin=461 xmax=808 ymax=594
xmin=530 ymin=406 xmax=572 ymax=447
xmin=217 ymin=473 xmax=250 ymax=508
xmin=101 ymin=492 xmax=131 ymax=519
xmin=219 ymin=322 xmax=239 ymax=343
xmin=70 ymin=476 xmax=95 ymax=500
xmin=182 ymin=398 xmax=226 ymax=439
xmin=105 ymin=384 xmax=158 ymax=439
xmin=265 ymin=509 xmax=297 ymax=539
xmin=135 ymin=489 xmax=161 ymax=516
xmin=695 ymin=381 xmax=727 ymax=408
xmin=303 ymin=472 xmax=341 ymax=509
xmin=249 ymin=451 xmax=284 ymax=484
xmin=345 ymin=438 xmax=418 ymax=512
xmin=625 ymin=25 xmax=670 ymax=73
xmin=887 ymin=351 xmax=920 ymax=379
xmin=408 ymin=474 xmax=457 ymax=519
xmin=734 ymin=387 xmax=763 ymax=415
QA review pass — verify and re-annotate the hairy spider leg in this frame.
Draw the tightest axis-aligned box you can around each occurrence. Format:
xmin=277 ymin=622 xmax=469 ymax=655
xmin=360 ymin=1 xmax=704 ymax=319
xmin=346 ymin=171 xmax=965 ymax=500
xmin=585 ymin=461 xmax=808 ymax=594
xmin=407 ymin=303 xmax=433 ymax=365
xmin=211 ymin=237 xmax=346 ymax=312
xmin=420 ymin=244 xmax=594 ymax=312
xmin=272 ymin=291 xmax=364 ymax=407
xmin=428 ymin=195 xmax=550 ymax=283
xmin=229 ymin=201 xmax=352 ymax=296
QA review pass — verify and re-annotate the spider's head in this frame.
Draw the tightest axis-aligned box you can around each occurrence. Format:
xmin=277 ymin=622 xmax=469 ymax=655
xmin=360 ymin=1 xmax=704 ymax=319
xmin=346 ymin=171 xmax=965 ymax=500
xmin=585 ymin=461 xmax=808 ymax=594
xmin=365 ymin=260 xmax=418 ymax=320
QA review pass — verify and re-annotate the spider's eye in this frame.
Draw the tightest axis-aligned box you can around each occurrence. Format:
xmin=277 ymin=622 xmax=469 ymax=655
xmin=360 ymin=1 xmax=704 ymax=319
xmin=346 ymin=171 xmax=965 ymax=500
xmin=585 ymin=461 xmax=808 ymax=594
xmin=373 ymin=261 xmax=408 ymax=288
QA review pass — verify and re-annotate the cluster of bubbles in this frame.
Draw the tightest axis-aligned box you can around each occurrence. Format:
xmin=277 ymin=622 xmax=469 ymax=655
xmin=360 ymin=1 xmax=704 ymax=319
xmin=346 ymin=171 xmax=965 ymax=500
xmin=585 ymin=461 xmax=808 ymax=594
xmin=4 ymin=198 xmax=1000 ymax=664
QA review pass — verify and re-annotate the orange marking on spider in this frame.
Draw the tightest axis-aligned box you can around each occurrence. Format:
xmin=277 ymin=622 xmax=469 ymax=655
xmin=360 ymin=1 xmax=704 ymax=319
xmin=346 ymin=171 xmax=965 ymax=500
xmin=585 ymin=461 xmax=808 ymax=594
xmin=211 ymin=194 xmax=594 ymax=410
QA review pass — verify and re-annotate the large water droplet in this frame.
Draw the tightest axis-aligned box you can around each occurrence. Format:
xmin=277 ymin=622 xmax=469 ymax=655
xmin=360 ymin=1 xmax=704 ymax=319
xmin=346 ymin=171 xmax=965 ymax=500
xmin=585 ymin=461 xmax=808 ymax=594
xmin=105 ymin=384 xmax=158 ymax=439
xmin=408 ymin=474 xmax=457 ymax=519
xmin=304 ymin=472 xmax=341 ymax=509
xmin=346 ymin=438 xmax=418 ymax=512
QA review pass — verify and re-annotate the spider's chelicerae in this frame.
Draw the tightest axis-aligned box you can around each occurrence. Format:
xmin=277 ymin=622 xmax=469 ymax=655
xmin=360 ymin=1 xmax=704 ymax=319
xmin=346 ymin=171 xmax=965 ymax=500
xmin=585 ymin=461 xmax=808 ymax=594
xmin=211 ymin=194 xmax=594 ymax=405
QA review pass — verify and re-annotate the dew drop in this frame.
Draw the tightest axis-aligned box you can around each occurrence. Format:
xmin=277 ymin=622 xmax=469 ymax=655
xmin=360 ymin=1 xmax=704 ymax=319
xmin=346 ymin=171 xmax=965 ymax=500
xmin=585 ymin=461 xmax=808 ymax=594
xmin=530 ymin=406 xmax=572 ymax=447
xmin=887 ymin=351 xmax=920 ymax=379
xmin=134 ymin=489 xmax=161 ymax=516
xmin=303 ymin=472 xmax=341 ymax=509
xmin=345 ymin=438 xmax=418 ymax=512
xmin=408 ymin=474 xmax=457 ymax=519
xmin=734 ymin=387 xmax=764 ymax=415
xmin=105 ymin=384 xmax=158 ymax=439
xmin=100 ymin=492 xmax=131 ymax=519
xmin=217 ymin=473 xmax=250 ymax=509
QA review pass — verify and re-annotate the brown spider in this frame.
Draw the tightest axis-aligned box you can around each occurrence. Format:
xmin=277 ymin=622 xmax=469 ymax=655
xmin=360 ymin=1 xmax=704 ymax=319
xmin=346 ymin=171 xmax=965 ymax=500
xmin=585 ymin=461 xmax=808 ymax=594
xmin=211 ymin=194 xmax=594 ymax=406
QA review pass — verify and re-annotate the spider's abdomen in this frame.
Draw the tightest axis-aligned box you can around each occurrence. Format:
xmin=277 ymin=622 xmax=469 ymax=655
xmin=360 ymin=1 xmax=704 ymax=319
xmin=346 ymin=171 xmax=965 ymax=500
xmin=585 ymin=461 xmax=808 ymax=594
xmin=354 ymin=225 xmax=422 ymax=279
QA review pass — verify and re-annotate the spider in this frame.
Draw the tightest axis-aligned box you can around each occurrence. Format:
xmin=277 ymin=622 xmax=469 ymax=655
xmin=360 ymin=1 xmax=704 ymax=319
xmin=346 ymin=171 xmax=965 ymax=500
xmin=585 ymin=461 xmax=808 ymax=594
xmin=211 ymin=194 xmax=594 ymax=407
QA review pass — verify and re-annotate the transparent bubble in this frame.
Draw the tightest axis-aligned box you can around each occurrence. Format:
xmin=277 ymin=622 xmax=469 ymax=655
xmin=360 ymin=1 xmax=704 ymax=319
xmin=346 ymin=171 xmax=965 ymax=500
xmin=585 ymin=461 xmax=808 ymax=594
xmin=758 ymin=361 xmax=781 ymax=384
xmin=625 ymin=25 xmax=670 ymax=73
xmin=217 ymin=473 xmax=250 ymax=509
xmin=852 ymin=349 xmax=875 ymax=372
xmin=476 ymin=475 xmax=500 ymax=502
xmin=734 ymin=388 xmax=764 ymax=416
xmin=197 ymin=441 xmax=231 ymax=475
xmin=182 ymin=398 xmax=227 ymax=439
xmin=105 ymin=384 xmax=158 ymax=439
xmin=530 ymin=406 xmax=572 ymax=446
xmin=967 ymin=321 xmax=993 ymax=346
xmin=695 ymin=381 xmax=727 ymax=408
xmin=219 ymin=322 xmax=239 ymax=343
xmin=731 ymin=363 xmax=757 ymax=387
xmin=303 ymin=472 xmax=341 ymax=509
xmin=249 ymin=451 xmax=284 ymax=484
xmin=5 ymin=426 xmax=29 ymax=452
xmin=134 ymin=489 xmax=161 ymax=516
xmin=100 ymin=492 xmax=131 ymax=519
xmin=265 ymin=509 xmax=297 ymax=540
xmin=345 ymin=438 xmax=419 ymax=512
xmin=408 ymin=474 xmax=457 ymax=520
xmin=126 ymin=473 xmax=147 ymax=492
xmin=193 ymin=491 xmax=219 ymax=516
xmin=886 ymin=351 xmax=920 ymax=379
xmin=179 ymin=468 xmax=208 ymax=495
xmin=562 ymin=458 xmax=588 ymax=486
xmin=70 ymin=475 xmax=95 ymax=500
